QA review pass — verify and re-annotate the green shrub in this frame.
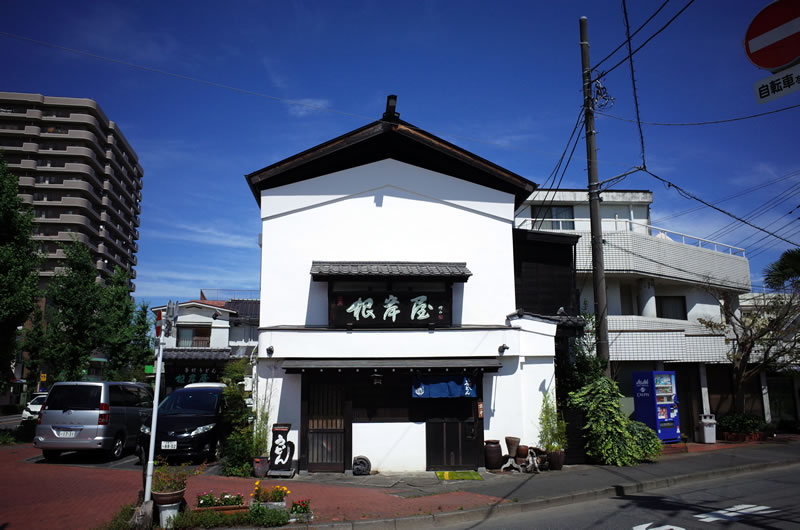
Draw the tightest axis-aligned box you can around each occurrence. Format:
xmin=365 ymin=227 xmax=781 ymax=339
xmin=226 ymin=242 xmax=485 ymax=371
xmin=248 ymin=504 xmax=290 ymax=527
xmin=716 ymin=413 xmax=765 ymax=434
xmin=627 ymin=420 xmax=662 ymax=462
xmin=171 ymin=509 xmax=250 ymax=529
xmin=538 ymin=389 xmax=567 ymax=452
xmin=0 ymin=431 xmax=17 ymax=445
xmin=99 ymin=503 xmax=135 ymax=530
xmin=569 ymin=377 xmax=660 ymax=466
xmin=221 ymin=426 xmax=255 ymax=476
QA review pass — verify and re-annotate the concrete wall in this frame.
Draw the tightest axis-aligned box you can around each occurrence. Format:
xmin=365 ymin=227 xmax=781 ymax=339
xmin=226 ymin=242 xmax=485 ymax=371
xmin=258 ymin=159 xmax=517 ymax=330
xmin=351 ymin=423 xmax=426 ymax=472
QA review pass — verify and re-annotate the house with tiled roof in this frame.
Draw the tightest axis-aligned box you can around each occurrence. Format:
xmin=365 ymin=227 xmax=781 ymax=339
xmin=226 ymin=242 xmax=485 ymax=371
xmin=151 ymin=291 xmax=259 ymax=393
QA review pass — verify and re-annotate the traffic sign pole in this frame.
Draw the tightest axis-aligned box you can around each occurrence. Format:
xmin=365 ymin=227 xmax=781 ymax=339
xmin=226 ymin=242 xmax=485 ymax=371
xmin=144 ymin=301 xmax=171 ymax=503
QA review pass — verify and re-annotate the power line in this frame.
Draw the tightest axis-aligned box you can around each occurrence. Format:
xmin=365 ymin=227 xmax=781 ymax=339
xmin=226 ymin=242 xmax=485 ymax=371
xmin=597 ymin=103 xmax=800 ymax=126
xmin=593 ymin=0 xmax=696 ymax=82
xmin=652 ymin=169 xmax=800 ymax=224
xmin=707 ymin=182 xmax=800 ymax=241
xmin=644 ymin=169 xmax=800 ymax=247
xmin=533 ymin=109 xmax=584 ymax=229
xmin=621 ymin=0 xmax=647 ymax=170
xmin=592 ymin=0 xmax=671 ymax=72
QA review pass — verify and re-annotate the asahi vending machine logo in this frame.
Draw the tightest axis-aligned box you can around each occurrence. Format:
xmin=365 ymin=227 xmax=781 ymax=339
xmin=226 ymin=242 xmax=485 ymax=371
xmin=635 ymin=378 xmax=650 ymax=398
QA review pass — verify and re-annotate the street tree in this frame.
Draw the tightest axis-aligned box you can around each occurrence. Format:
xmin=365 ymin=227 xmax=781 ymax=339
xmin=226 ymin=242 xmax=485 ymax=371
xmin=98 ymin=266 xmax=135 ymax=377
xmin=700 ymin=286 xmax=800 ymax=414
xmin=764 ymin=248 xmax=800 ymax=290
xmin=127 ymin=302 xmax=153 ymax=378
xmin=21 ymin=305 xmax=46 ymax=377
xmin=41 ymin=241 xmax=101 ymax=381
xmin=0 ymin=155 xmax=42 ymax=391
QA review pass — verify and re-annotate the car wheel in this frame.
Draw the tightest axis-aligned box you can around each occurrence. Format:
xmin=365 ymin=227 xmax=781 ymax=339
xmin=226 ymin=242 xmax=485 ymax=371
xmin=108 ymin=435 xmax=124 ymax=460
xmin=42 ymin=450 xmax=61 ymax=461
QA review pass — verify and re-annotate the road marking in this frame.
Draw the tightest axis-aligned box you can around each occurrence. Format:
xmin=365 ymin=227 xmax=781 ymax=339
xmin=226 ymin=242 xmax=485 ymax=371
xmin=693 ymin=504 xmax=778 ymax=523
xmin=633 ymin=523 xmax=685 ymax=530
xmin=108 ymin=455 xmax=139 ymax=468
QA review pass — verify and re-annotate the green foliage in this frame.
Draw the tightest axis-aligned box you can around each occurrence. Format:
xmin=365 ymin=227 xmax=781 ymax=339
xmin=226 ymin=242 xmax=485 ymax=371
xmin=40 ymin=241 xmax=101 ymax=381
xmin=100 ymin=502 xmax=135 ymax=530
xmin=253 ymin=406 xmax=270 ymax=456
xmin=627 ymin=420 xmax=662 ymax=462
xmin=554 ymin=309 xmax=606 ymax=407
xmin=569 ymin=377 xmax=660 ymax=466
xmin=764 ymin=248 xmax=800 ymax=290
xmin=170 ymin=504 xmax=289 ymax=529
xmin=716 ymin=413 xmax=766 ymax=434
xmin=97 ymin=267 xmax=135 ymax=375
xmin=221 ymin=426 xmax=255 ymax=477
xmin=0 ymin=430 xmax=17 ymax=445
xmin=0 ymin=155 xmax=42 ymax=392
xmin=128 ymin=302 xmax=153 ymax=373
xmin=538 ymin=389 xmax=567 ymax=452
xmin=197 ymin=491 xmax=244 ymax=507
xmin=21 ymin=304 xmax=45 ymax=375
xmin=247 ymin=504 xmax=290 ymax=527
xmin=152 ymin=457 xmax=198 ymax=492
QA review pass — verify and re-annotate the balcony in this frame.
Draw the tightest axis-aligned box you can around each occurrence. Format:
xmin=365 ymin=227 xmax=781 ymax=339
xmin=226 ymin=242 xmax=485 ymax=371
xmin=177 ymin=337 xmax=211 ymax=348
xmin=516 ymin=218 xmax=751 ymax=292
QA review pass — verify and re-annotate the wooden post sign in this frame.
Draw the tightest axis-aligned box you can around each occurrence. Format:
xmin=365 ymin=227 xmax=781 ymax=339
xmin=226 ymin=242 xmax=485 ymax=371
xmin=269 ymin=423 xmax=294 ymax=473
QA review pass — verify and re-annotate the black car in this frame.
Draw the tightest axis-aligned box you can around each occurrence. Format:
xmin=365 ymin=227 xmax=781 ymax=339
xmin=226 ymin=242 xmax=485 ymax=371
xmin=138 ymin=385 xmax=228 ymax=463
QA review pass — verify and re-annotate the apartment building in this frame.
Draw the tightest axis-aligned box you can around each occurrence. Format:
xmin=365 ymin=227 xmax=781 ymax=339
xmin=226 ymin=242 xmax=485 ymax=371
xmin=0 ymin=91 xmax=142 ymax=290
xmin=517 ymin=189 xmax=760 ymax=440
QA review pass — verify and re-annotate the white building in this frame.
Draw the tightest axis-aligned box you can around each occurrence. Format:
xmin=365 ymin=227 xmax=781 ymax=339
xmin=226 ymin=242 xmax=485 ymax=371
xmin=244 ymin=98 xmax=563 ymax=472
xmin=151 ymin=291 xmax=259 ymax=393
xmin=516 ymin=189 xmax=771 ymax=437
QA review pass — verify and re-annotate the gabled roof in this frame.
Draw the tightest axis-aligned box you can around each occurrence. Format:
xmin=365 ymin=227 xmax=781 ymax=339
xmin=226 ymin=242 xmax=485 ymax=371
xmin=310 ymin=261 xmax=472 ymax=281
xmin=245 ymin=97 xmax=536 ymax=209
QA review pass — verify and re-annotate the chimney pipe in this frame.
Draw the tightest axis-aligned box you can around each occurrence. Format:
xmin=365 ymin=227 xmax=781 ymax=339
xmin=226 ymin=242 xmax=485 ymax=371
xmin=383 ymin=94 xmax=399 ymax=122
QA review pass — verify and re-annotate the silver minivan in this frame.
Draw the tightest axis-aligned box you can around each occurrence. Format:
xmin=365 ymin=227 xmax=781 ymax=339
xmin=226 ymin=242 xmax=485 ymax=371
xmin=34 ymin=381 xmax=153 ymax=461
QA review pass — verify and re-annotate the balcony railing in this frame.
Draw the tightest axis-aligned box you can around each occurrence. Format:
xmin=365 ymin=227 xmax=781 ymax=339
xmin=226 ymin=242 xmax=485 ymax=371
xmin=516 ymin=217 xmax=745 ymax=257
xmin=177 ymin=338 xmax=210 ymax=348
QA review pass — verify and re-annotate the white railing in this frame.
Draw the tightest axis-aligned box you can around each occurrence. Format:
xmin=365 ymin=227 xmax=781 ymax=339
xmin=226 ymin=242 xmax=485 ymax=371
xmin=516 ymin=217 xmax=746 ymax=257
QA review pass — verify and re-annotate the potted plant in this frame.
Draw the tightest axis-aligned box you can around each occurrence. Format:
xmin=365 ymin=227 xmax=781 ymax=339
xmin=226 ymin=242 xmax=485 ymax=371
xmin=289 ymin=498 xmax=313 ymax=523
xmin=249 ymin=481 xmax=290 ymax=511
xmin=195 ymin=491 xmax=247 ymax=514
xmin=252 ymin=408 xmax=270 ymax=477
xmin=152 ymin=458 xmax=201 ymax=528
xmin=538 ymin=389 xmax=568 ymax=470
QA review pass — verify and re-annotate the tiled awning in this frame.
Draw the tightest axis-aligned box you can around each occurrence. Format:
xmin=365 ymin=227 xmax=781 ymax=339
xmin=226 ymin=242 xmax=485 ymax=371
xmin=310 ymin=261 xmax=472 ymax=281
xmin=163 ymin=349 xmax=231 ymax=360
xmin=280 ymin=357 xmax=500 ymax=372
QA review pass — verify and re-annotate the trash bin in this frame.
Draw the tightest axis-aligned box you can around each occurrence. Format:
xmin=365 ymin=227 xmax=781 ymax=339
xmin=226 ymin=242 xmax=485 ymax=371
xmin=699 ymin=414 xmax=716 ymax=444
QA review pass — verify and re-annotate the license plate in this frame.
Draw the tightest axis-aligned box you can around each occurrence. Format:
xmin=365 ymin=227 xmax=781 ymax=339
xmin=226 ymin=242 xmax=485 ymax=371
xmin=161 ymin=441 xmax=177 ymax=450
xmin=57 ymin=430 xmax=77 ymax=438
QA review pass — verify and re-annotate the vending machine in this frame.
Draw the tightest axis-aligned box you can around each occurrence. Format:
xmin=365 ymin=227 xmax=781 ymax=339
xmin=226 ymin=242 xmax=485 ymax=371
xmin=632 ymin=371 xmax=680 ymax=443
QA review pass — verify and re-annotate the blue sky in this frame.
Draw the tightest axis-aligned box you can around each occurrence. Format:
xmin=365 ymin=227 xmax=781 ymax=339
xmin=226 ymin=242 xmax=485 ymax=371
xmin=4 ymin=1 xmax=799 ymax=309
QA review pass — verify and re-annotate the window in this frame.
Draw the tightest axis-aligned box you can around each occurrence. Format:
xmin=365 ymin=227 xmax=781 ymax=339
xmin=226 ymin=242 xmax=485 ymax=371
xmin=532 ymin=206 xmax=575 ymax=230
xmin=177 ymin=327 xmax=211 ymax=347
xmin=656 ymin=296 xmax=687 ymax=320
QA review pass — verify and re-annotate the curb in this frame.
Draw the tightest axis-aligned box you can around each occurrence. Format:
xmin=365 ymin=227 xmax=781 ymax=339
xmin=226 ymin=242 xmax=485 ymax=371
xmin=304 ymin=458 xmax=800 ymax=529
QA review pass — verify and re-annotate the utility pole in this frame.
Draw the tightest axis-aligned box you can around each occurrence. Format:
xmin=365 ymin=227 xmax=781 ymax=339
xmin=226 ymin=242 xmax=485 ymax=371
xmin=580 ymin=16 xmax=611 ymax=376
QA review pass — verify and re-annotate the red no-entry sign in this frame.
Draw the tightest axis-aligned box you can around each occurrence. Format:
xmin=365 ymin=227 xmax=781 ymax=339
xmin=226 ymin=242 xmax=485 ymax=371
xmin=744 ymin=1 xmax=800 ymax=72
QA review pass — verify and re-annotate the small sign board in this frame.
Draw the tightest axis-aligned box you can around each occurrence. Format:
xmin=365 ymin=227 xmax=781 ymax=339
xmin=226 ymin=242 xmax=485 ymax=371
xmin=40 ymin=373 xmax=46 ymax=382
xmin=330 ymin=291 xmax=451 ymax=328
xmin=269 ymin=423 xmax=294 ymax=471
xmin=754 ymin=63 xmax=800 ymax=103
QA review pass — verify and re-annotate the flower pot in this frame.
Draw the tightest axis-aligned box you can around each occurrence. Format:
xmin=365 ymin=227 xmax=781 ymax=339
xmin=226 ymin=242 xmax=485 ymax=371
xmin=152 ymin=488 xmax=186 ymax=506
xmin=505 ymin=436 xmax=521 ymax=458
xmin=253 ymin=456 xmax=269 ymax=478
xmin=250 ymin=499 xmax=286 ymax=511
xmin=290 ymin=512 xmax=314 ymax=523
xmin=548 ymin=450 xmax=565 ymax=471
xmin=158 ymin=501 xmax=181 ymax=529
xmin=516 ymin=445 xmax=529 ymax=458
xmin=195 ymin=505 xmax=248 ymax=515
xmin=484 ymin=440 xmax=502 ymax=469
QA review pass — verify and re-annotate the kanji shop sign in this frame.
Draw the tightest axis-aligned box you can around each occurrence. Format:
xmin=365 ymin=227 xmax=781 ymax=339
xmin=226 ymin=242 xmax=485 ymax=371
xmin=744 ymin=1 xmax=800 ymax=72
xmin=330 ymin=291 xmax=451 ymax=328
xmin=172 ymin=366 xmax=219 ymax=386
xmin=754 ymin=62 xmax=800 ymax=103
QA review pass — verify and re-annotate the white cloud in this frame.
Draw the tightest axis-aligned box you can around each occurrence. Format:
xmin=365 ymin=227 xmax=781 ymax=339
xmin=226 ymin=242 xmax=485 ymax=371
xmin=146 ymin=223 xmax=259 ymax=249
xmin=286 ymin=98 xmax=330 ymax=117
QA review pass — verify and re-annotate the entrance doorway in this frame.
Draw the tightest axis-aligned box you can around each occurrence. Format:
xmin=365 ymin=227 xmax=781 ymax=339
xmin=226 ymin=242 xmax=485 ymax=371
xmin=307 ymin=382 xmax=345 ymax=472
xmin=425 ymin=398 xmax=479 ymax=470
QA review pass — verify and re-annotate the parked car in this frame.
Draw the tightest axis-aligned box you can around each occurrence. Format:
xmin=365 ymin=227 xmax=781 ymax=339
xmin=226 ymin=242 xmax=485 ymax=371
xmin=34 ymin=381 xmax=153 ymax=461
xmin=21 ymin=395 xmax=47 ymax=422
xmin=138 ymin=385 xmax=228 ymax=463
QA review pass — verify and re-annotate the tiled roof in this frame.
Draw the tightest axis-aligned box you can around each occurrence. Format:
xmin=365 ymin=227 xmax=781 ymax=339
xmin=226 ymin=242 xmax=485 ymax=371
xmin=310 ymin=261 xmax=472 ymax=279
xmin=225 ymin=299 xmax=260 ymax=318
xmin=191 ymin=300 xmax=228 ymax=308
xmin=163 ymin=349 xmax=231 ymax=360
